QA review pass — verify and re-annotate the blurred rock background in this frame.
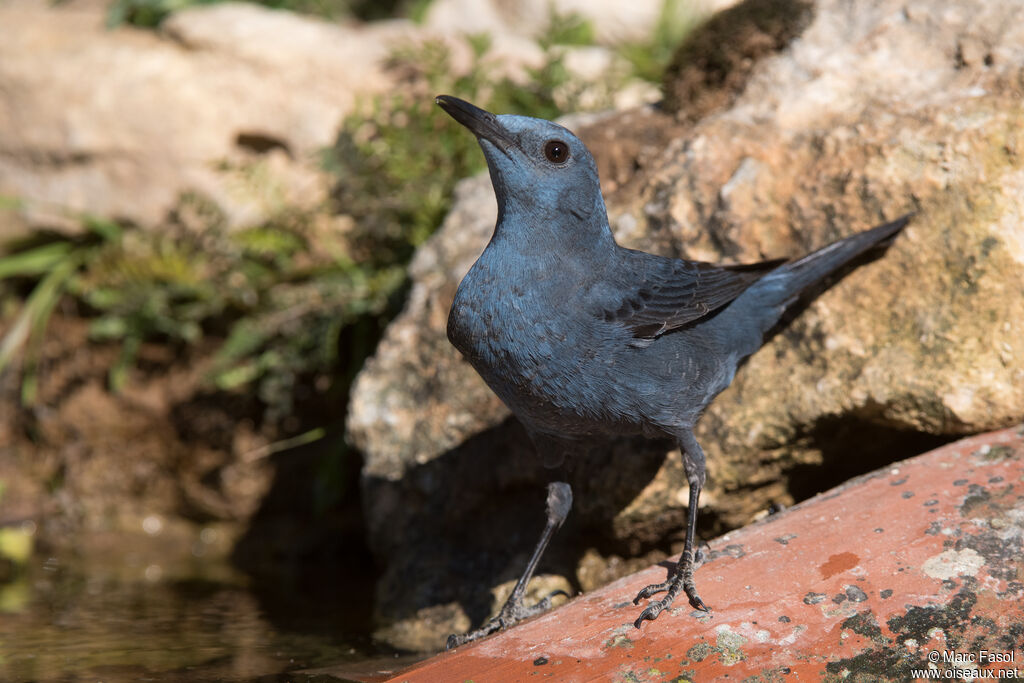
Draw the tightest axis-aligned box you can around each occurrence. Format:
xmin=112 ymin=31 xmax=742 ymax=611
xmin=0 ymin=0 xmax=1021 ymax=674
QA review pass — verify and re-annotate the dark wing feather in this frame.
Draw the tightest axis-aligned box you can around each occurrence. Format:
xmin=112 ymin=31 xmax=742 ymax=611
xmin=599 ymin=252 xmax=785 ymax=339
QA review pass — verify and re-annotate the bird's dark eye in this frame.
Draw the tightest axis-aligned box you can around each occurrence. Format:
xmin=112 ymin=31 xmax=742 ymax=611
xmin=544 ymin=140 xmax=570 ymax=164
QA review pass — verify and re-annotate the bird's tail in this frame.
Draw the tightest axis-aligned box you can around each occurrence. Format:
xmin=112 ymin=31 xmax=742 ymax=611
xmin=770 ymin=214 xmax=910 ymax=297
xmin=725 ymin=213 xmax=912 ymax=355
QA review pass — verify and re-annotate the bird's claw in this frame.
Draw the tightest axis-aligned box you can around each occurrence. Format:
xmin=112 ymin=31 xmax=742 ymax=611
xmin=530 ymin=589 xmax=569 ymax=613
xmin=687 ymin=590 xmax=710 ymax=612
xmin=446 ymin=630 xmax=482 ymax=649
xmin=631 ymin=571 xmax=710 ymax=628
xmin=632 ymin=580 xmax=670 ymax=604
xmin=633 ymin=601 xmax=666 ymax=628
xmin=446 ymin=589 xmax=569 ymax=649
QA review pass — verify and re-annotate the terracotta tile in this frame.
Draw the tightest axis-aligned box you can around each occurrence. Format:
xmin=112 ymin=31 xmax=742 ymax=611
xmin=382 ymin=427 xmax=1024 ymax=682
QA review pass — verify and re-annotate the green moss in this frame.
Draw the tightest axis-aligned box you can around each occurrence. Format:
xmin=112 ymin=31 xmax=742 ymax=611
xmin=607 ymin=633 xmax=635 ymax=648
xmin=685 ymin=641 xmax=711 ymax=662
xmin=715 ymin=627 xmax=748 ymax=665
xmin=981 ymin=445 xmax=1015 ymax=462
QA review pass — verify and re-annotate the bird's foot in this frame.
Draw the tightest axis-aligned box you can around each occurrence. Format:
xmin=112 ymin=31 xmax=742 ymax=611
xmin=631 ymin=579 xmax=709 ymax=627
xmin=631 ymin=552 xmax=709 ymax=628
xmin=446 ymin=589 xmax=568 ymax=649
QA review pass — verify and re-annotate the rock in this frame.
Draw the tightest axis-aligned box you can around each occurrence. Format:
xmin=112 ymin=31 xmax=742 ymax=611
xmin=0 ymin=0 xmax=414 ymax=233
xmin=425 ymin=0 xmax=660 ymax=44
xmin=0 ymin=0 xmax=668 ymax=240
xmin=347 ymin=0 xmax=1024 ymax=651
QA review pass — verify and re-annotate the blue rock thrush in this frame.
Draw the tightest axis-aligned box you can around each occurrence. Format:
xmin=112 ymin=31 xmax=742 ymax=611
xmin=436 ymin=95 xmax=910 ymax=647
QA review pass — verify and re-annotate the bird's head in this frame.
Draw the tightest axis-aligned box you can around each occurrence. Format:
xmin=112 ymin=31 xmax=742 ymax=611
xmin=436 ymin=95 xmax=608 ymax=232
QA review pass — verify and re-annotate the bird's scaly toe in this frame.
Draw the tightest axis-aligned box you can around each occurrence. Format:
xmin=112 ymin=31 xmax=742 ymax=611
xmin=633 ymin=580 xmax=671 ymax=605
xmin=446 ymin=590 xmax=568 ymax=649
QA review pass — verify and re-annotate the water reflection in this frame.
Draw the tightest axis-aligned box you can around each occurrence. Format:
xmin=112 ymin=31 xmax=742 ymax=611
xmin=0 ymin=552 xmax=388 ymax=682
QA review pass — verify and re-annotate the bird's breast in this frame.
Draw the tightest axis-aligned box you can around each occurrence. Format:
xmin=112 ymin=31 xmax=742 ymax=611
xmin=448 ymin=272 xmax=562 ymax=377
xmin=447 ymin=259 xmax=644 ymax=435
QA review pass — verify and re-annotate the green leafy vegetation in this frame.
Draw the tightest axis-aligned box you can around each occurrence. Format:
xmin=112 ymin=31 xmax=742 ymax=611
xmin=0 ymin=199 xmax=402 ymax=422
xmin=324 ymin=37 xmax=491 ymax=267
xmin=0 ymin=217 xmax=119 ymax=405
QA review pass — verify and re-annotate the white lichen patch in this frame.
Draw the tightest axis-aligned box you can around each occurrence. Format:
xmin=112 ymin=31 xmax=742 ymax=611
xmin=715 ymin=624 xmax=748 ymax=666
xmin=921 ymin=548 xmax=985 ymax=580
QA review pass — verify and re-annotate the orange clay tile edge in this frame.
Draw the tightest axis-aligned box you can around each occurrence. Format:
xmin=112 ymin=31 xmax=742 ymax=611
xmin=386 ymin=426 xmax=1024 ymax=682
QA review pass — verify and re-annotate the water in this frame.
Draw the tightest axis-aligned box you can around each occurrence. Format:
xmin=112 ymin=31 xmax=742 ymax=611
xmin=0 ymin=552 xmax=407 ymax=682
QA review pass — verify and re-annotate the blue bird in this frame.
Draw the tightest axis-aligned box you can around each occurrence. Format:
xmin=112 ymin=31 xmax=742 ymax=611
xmin=436 ymin=94 xmax=910 ymax=647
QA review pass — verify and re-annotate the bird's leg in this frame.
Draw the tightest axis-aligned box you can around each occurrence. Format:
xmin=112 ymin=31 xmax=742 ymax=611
xmin=632 ymin=432 xmax=710 ymax=627
xmin=446 ymin=481 xmax=573 ymax=648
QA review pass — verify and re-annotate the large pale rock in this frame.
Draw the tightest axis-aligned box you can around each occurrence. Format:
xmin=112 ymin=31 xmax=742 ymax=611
xmin=424 ymin=0 xmax=736 ymax=44
xmin=0 ymin=0 xmax=415 ymax=233
xmin=0 ymin=0 xmax=664 ymax=238
xmin=347 ymin=0 xmax=1024 ymax=651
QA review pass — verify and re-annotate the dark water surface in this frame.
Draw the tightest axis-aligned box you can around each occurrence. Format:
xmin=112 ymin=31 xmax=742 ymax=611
xmin=0 ymin=550 xmax=408 ymax=682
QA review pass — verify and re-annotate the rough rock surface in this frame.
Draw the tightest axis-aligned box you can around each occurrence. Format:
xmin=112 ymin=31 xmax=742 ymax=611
xmin=0 ymin=0 xmax=422 ymax=233
xmin=347 ymin=0 xmax=1024 ymax=651
xmin=423 ymin=0 xmax=733 ymax=44
xmin=0 ymin=4 xmax=479 ymax=234
xmin=0 ymin=0 xmax=674 ymax=239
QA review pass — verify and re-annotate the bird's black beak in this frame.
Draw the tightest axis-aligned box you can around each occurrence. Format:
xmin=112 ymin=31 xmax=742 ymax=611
xmin=436 ymin=95 xmax=516 ymax=155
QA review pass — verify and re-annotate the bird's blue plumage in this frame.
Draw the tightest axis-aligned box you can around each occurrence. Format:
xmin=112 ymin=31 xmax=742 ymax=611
xmin=435 ymin=94 xmax=910 ymax=644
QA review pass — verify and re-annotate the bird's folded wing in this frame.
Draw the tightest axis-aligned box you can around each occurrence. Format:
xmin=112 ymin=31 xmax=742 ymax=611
xmin=597 ymin=253 xmax=786 ymax=339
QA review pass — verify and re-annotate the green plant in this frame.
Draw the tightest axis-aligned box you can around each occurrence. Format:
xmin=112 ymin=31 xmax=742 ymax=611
xmin=324 ymin=11 xmax=606 ymax=269
xmin=0 ymin=217 xmax=122 ymax=404
xmin=538 ymin=7 xmax=595 ymax=47
xmin=0 ymin=198 xmax=403 ymax=422
xmin=204 ymin=223 xmax=405 ymax=423
xmin=617 ymin=0 xmax=702 ymax=84
xmin=324 ymin=39 xmax=488 ymax=267
xmin=107 ymin=0 xmax=215 ymax=28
